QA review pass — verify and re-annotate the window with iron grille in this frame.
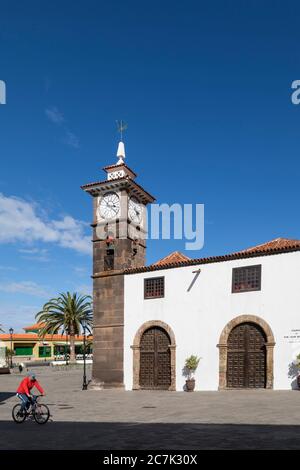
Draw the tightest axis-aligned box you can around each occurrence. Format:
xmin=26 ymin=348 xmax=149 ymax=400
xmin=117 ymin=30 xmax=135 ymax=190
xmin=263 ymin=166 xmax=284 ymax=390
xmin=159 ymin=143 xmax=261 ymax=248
xmin=144 ymin=277 xmax=165 ymax=299
xmin=232 ymin=265 xmax=262 ymax=293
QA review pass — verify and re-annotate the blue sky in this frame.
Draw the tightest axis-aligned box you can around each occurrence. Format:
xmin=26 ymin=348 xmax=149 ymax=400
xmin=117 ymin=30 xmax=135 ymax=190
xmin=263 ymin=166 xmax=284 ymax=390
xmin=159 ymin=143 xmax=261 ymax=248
xmin=0 ymin=0 xmax=300 ymax=330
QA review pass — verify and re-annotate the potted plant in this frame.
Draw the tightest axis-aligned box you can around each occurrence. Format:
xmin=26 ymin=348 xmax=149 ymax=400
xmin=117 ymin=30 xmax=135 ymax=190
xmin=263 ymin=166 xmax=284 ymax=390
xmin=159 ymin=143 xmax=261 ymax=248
xmin=184 ymin=355 xmax=201 ymax=392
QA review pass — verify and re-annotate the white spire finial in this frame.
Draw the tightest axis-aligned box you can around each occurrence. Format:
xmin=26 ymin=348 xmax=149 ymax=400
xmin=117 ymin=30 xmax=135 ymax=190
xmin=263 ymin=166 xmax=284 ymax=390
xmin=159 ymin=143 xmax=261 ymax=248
xmin=116 ymin=120 xmax=127 ymax=165
xmin=116 ymin=141 xmax=126 ymax=164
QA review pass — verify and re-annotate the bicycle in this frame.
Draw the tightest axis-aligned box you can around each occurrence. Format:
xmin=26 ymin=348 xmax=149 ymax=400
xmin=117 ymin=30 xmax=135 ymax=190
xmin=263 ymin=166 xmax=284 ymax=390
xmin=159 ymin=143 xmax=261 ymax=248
xmin=12 ymin=395 xmax=50 ymax=424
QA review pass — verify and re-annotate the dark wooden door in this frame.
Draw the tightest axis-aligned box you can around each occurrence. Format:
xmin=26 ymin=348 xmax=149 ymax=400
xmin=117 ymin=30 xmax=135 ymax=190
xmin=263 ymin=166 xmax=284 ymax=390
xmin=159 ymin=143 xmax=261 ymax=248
xmin=139 ymin=327 xmax=171 ymax=389
xmin=227 ymin=322 xmax=266 ymax=388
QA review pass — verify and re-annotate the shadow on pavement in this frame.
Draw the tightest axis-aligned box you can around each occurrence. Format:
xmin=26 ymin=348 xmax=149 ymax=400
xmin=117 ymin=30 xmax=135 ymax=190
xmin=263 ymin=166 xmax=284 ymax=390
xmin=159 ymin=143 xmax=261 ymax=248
xmin=0 ymin=392 xmax=16 ymax=403
xmin=1 ymin=421 xmax=300 ymax=449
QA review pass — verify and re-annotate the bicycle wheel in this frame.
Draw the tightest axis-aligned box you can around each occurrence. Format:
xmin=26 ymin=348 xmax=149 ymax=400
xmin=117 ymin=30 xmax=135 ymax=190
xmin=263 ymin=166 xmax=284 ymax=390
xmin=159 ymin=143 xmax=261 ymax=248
xmin=33 ymin=404 xmax=50 ymax=424
xmin=12 ymin=404 xmax=26 ymax=424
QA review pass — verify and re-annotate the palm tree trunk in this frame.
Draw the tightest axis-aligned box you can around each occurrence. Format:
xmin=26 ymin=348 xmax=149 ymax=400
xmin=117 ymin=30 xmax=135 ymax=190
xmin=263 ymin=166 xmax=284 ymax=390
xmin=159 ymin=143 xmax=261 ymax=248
xmin=69 ymin=333 xmax=76 ymax=363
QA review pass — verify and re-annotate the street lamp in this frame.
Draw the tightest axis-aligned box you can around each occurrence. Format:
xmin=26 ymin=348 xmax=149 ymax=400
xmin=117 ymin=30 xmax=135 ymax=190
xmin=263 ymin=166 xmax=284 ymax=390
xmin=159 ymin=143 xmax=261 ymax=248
xmin=9 ymin=328 xmax=14 ymax=368
xmin=65 ymin=333 xmax=69 ymax=366
xmin=82 ymin=322 xmax=88 ymax=390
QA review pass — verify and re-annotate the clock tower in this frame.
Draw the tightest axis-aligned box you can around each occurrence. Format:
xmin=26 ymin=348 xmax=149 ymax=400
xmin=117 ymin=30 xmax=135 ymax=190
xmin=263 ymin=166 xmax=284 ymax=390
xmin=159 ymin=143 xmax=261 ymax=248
xmin=81 ymin=138 xmax=155 ymax=388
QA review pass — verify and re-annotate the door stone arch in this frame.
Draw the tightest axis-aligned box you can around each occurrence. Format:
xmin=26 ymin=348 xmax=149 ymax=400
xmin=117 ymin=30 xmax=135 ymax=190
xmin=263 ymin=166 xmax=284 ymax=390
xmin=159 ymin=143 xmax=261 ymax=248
xmin=217 ymin=315 xmax=275 ymax=389
xmin=131 ymin=320 xmax=176 ymax=390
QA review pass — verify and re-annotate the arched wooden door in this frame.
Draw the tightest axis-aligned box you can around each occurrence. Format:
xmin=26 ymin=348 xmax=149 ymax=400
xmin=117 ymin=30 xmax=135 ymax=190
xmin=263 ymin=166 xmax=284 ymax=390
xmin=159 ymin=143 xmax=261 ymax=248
xmin=227 ymin=322 xmax=266 ymax=388
xmin=139 ymin=327 xmax=171 ymax=389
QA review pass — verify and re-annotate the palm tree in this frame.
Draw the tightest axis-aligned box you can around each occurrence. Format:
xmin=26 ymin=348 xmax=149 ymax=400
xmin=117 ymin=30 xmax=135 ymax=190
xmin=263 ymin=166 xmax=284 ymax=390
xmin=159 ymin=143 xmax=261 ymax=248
xmin=36 ymin=292 xmax=93 ymax=363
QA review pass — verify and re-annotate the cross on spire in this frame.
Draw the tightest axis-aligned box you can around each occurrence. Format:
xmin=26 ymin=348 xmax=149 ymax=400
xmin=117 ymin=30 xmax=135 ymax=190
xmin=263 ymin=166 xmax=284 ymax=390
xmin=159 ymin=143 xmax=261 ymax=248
xmin=116 ymin=120 xmax=127 ymax=142
xmin=116 ymin=120 xmax=127 ymax=164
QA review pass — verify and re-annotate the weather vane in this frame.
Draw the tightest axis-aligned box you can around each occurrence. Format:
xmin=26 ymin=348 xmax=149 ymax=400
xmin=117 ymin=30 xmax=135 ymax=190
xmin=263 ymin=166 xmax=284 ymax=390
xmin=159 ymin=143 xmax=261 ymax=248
xmin=116 ymin=120 xmax=127 ymax=142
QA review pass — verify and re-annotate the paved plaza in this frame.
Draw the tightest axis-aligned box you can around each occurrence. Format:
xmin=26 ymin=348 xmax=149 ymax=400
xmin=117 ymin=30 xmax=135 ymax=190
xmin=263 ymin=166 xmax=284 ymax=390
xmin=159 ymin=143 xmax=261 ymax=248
xmin=1 ymin=367 xmax=300 ymax=449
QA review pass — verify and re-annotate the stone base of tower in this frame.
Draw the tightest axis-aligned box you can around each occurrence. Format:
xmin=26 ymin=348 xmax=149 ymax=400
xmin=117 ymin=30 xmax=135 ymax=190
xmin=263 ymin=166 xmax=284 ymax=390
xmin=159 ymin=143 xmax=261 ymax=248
xmin=90 ymin=322 xmax=125 ymax=390
xmin=90 ymin=360 xmax=125 ymax=389
xmin=88 ymin=379 xmax=125 ymax=390
xmin=90 ymin=272 xmax=126 ymax=390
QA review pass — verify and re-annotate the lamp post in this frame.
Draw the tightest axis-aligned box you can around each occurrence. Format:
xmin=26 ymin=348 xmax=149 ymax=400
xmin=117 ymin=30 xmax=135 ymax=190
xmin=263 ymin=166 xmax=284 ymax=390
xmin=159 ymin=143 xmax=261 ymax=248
xmin=82 ymin=322 xmax=88 ymax=390
xmin=9 ymin=328 xmax=14 ymax=368
xmin=65 ymin=333 xmax=69 ymax=366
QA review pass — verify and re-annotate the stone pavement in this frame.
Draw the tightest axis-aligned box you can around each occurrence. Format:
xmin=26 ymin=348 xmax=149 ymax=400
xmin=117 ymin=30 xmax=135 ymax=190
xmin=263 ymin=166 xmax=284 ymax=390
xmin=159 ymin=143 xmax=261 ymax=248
xmin=1 ymin=367 xmax=300 ymax=449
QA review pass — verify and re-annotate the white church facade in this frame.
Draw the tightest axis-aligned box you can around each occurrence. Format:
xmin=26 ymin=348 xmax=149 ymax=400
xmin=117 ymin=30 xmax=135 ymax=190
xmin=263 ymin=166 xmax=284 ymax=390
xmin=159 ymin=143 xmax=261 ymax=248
xmin=124 ymin=244 xmax=300 ymax=391
xmin=82 ymin=140 xmax=300 ymax=391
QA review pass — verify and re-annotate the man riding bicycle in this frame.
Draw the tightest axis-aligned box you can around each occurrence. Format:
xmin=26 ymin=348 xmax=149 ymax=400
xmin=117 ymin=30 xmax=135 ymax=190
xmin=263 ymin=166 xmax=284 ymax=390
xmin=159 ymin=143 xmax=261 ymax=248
xmin=16 ymin=372 xmax=45 ymax=415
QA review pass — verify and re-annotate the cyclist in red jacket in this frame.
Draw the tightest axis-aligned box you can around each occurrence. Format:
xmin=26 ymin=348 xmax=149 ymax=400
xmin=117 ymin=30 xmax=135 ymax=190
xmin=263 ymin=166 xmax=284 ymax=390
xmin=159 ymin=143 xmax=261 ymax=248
xmin=16 ymin=372 xmax=45 ymax=415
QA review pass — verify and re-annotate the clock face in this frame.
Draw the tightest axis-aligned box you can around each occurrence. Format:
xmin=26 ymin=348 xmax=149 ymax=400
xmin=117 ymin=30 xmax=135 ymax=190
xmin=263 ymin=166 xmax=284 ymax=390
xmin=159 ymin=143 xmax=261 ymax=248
xmin=128 ymin=196 xmax=142 ymax=224
xmin=98 ymin=192 xmax=120 ymax=220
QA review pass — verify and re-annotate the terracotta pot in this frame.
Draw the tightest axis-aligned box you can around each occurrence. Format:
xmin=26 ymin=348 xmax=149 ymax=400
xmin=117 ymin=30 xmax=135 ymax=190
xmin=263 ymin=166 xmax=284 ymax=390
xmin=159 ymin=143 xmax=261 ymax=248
xmin=185 ymin=378 xmax=195 ymax=392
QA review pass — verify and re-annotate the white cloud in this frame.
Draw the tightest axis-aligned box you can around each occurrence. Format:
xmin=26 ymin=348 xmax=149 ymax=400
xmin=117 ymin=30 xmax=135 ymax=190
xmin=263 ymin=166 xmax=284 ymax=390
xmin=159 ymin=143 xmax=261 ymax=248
xmin=19 ymin=248 xmax=50 ymax=262
xmin=0 ymin=281 xmax=49 ymax=298
xmin=0 ymin=193 xmax=91 ymax=255
xmin=0 ymin=265 xmax=17 ymax=271
xmin=75 ymin=284 xmax=92 ymax=295
xmin=74 ymin=266 xmax=88 ymax=275
xmin=45 ymin=106 xmax=65 ymax=125
xmin=19 ymin=248 xmax=43 ymax=254
xmin=64 ymin=131 xmax=80 ymax=149
xmin=45 ymin=106 xmax=80 ymax=149
xmin=0 ymin=304 xmax=40 ymax=332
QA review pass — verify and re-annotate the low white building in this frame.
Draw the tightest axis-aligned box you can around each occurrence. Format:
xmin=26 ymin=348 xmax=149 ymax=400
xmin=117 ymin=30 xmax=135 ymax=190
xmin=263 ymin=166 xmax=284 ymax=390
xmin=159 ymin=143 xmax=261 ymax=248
xmin=123 ymin=240 xmax=300 ymax=391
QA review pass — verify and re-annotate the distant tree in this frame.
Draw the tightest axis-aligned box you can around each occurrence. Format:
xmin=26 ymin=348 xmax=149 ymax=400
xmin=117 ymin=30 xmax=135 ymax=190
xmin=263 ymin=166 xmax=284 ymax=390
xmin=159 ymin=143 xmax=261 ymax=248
xmin=36 ymin=292 xmax=93 ymax=363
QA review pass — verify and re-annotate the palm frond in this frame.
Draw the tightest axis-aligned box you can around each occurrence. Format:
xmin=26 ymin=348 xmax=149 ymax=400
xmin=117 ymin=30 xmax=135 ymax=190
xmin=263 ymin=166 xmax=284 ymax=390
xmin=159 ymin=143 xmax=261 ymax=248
xmin=36 ymin=291 xmax=93 ymax=339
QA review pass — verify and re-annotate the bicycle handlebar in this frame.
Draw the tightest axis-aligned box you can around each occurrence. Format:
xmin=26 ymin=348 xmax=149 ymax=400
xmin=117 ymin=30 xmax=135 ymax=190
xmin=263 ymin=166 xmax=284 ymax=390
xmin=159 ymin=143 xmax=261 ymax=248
xmin=30 ymin=394 xmax=44 ymax=400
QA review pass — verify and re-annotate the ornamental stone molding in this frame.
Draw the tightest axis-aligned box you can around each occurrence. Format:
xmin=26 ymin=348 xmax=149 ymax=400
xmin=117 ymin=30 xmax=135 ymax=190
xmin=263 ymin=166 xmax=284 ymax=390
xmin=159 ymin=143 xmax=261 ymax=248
xmin=131 ymin=320 xmax=176 ymax=391
xmin=217 ymin=314 xmax=275 ymax=390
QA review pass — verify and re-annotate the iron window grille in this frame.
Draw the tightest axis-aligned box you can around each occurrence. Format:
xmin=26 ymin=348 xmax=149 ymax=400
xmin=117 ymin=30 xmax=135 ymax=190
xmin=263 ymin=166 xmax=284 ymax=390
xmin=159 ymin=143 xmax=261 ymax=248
xmin=144 ymin=277 xmax=165 ymax=299
xmin=232 ymin=264 xmax=262 ymax=293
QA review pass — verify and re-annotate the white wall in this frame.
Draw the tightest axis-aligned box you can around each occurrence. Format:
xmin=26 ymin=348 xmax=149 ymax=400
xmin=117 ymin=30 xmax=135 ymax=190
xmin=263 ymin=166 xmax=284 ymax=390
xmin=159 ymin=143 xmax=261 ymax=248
xmin=124 ymin=251 xmax=300 ymax=391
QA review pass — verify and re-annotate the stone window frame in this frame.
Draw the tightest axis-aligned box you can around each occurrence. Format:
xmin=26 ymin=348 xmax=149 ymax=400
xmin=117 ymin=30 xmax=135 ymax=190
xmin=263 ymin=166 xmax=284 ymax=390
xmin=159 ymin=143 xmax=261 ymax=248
xmin=131 ymin=320 xmax=176 ymax=391
xmin=217 ymin=314 xmax=275 ymax=390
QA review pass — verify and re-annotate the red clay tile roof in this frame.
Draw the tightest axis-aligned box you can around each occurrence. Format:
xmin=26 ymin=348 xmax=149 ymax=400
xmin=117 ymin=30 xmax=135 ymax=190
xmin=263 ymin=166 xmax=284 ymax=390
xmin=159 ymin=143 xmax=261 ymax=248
xmin=236 ymin=237 xmax=300 ymax=254
xmin=123 ymin=238 xmax=300 ymax=275
xmin=81 ymin=177 xmax=155 ymax=203
xmin=0 ymin=333 xmax=93 ymax=341
xmin=102 ymin=163 xmax=137 ymax=177
xmin=23 ymin=323 xmax=45 ymax=331
xmin=153 ymin=251 xmax=191 ymax=266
